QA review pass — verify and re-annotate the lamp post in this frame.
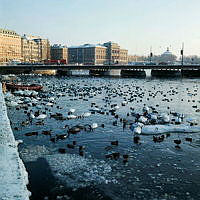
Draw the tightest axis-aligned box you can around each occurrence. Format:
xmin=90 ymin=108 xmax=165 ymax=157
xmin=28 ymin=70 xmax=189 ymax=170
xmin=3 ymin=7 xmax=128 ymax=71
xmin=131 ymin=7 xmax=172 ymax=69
xmin=181 ymin=43 xmax=184 ymax=67
xmin=150 ymin=46 xmax=153 ymax=63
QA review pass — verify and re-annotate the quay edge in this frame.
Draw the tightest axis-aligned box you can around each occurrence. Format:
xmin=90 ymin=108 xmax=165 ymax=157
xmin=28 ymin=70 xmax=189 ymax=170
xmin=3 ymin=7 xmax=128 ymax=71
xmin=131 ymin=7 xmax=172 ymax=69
xmin=0 ymin=83 xmax=31 ymax=200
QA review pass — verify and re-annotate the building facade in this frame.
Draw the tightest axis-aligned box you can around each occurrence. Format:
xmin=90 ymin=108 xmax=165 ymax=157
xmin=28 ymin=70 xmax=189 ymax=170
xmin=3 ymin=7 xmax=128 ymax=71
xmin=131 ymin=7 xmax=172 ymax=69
xmin=0 ymin=28 xmax=22 ymax=64
xmin=21 ymin=35 xmax=40 ymax=63
xmin=33 ymin=38 xmax=50 ymax=62
xmin=21 ymin=35 xmax=50 ymax=63
xmin=103 ymin=41 xmax=128 ymax=64
xmin=51 ymin=44 xmax=68 ymax=63
xmin=68 ymin=44 xmax=107 ymax=65
xmin=68 ymin=42 xmax=128 ymax=65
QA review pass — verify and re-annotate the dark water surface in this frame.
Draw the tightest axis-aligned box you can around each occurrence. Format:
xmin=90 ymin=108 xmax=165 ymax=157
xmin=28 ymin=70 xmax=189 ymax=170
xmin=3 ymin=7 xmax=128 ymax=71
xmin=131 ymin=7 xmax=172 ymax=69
xmin=7 ymin=75 xmax=200 ymax=200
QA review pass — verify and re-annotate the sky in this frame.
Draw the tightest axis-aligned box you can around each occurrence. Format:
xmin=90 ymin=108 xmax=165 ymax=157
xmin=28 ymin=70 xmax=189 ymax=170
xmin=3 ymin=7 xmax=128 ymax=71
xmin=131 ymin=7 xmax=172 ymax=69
xmin=0 ymin=0 xmax=200 ymax=56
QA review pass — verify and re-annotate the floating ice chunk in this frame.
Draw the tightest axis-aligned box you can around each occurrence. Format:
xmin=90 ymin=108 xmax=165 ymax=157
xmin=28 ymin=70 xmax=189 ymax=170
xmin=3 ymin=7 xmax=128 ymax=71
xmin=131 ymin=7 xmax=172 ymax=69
xmin=141 ymin=124 xmax=200 ymax=135
xmin=44 ymin=154 xmax=116 ymax=189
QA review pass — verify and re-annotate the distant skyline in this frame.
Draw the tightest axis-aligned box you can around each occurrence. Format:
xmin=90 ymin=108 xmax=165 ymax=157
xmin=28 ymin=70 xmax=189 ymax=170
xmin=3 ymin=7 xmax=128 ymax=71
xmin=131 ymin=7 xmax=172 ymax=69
xmin=1 ymin=0 xmax=200 ymax=56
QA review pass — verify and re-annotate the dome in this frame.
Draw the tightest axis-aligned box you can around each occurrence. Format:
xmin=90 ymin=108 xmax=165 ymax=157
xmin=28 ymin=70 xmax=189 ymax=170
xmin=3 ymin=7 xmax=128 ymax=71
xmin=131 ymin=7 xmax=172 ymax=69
xmin=162 ymin=47 xmax=173 ymax=56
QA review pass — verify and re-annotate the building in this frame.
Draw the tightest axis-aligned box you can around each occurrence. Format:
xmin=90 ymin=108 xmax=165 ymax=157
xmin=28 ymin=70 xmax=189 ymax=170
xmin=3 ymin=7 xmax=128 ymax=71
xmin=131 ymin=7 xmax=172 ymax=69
xmin=68 ymin=44 xmax=107 ymax=65
xmin=21 ymin=35 xmax=50 ymax=63
xmin=103 ymin=41 xmax=128 ymax=64
xmin=33 ymin=38 xmax=51 ymax=62
xmin=0 ymin=28 xmax=22 ymax=64
xmin=21 ymin=35 xmax=40 ymax=63
xmin=51 ymin=44 xmax=68 ymax=64
xmin=68 ymin=42 xmax=128 ymax=65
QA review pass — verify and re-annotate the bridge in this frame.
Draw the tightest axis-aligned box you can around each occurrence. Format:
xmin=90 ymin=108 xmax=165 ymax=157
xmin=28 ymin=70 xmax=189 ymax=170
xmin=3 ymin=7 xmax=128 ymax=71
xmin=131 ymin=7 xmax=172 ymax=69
xmin=1 ymin=64 xmax=200 ymax=77
xmin=1 ymin=64 xmax=200 ymax=70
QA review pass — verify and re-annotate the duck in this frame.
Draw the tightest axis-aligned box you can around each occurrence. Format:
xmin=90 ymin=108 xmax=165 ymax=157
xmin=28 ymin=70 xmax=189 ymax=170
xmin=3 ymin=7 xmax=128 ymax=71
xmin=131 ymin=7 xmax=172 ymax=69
xmin=69 ymin=108 xmax=76 ymax=114
xmin=161 ymin=113 xmax=170 ymax=123
xmin=56 ymin=134 xmax=68 ymax=140
xmin=82 ymin=112 xmax=91 ymax=117
xmin=134 ymin=126 xmax=142 ymax=134
xmin=111 ymin=140 xmax=118 ymax=146
xmin=36 ymin=114 xmax=47 ymax=120
xmin=58 ymin=148 xmax=66 ymax=154
xmin=133 ymin=136 xmax=140 ymax=144
xmin=67 ymin=115 xmax=77 ymax=119
xmin=25 ymin=131 xmax=38 ymax=136
xmin=91 ymin=123 xmax=98 ymax=129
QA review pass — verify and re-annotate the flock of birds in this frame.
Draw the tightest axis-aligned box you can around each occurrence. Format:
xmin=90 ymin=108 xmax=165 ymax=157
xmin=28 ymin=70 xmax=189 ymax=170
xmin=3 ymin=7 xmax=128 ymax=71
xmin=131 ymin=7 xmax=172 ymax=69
xmin=5 ymin=76 xmax=200 ymax=163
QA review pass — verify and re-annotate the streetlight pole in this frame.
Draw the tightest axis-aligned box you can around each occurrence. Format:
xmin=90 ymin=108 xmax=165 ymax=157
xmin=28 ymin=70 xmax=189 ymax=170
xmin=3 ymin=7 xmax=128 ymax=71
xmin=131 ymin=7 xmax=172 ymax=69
xmin=150 ymin=46 xmax=153 ymax=63
xmin=181 ymin=43 xmax=184 ymax=67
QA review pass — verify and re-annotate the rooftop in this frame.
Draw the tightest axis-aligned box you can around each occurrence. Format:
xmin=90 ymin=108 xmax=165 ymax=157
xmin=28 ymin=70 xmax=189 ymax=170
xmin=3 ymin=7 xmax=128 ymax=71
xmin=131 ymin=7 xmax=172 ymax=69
xmin=69 ymin=44 xmax=107 ymax=49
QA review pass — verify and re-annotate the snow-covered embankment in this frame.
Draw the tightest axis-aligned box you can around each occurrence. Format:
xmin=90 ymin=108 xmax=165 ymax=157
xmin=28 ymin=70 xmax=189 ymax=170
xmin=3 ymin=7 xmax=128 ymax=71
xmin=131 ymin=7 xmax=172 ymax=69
xmin=0 ymin=83 xmax=30 ymax=200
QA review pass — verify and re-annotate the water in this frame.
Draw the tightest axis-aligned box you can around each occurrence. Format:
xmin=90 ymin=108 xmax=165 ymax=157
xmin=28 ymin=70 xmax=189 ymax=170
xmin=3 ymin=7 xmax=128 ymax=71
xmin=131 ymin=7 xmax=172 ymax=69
xmin=6 ymin=75 xmax=200 ymax=200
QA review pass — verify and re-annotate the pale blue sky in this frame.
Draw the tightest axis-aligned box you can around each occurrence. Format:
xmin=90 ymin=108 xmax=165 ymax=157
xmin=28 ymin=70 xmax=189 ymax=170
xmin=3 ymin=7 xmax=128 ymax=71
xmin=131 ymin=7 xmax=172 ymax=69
xmin=0 ymin=0 xmax=200 ymax=56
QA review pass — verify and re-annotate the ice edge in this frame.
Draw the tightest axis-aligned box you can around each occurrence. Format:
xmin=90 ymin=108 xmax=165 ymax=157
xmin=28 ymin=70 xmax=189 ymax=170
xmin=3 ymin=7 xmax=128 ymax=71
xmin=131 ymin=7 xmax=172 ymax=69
xmin=0 ymin=83 xmax=31 ymax=200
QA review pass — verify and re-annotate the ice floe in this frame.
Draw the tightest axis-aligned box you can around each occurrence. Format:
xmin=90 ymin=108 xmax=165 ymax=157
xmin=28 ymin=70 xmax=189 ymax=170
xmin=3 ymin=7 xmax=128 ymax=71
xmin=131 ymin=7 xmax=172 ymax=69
xmin=141 ymin=124 xmax=200 ymax=135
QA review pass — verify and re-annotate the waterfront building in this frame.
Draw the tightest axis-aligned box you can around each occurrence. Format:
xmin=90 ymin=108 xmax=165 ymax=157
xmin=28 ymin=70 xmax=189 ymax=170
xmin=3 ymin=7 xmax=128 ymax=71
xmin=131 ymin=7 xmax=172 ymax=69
xmin=158 ymin=48 xmax=177 ymax=64
xmin=21 ymin=35 xmax=40 ymax=63
xmin=0 ymin=28 xmax=22 ymax=64
xmin=103 ymin=41 xmax=128 ymax=64
xmin=51 ymin=44 xmax=68 ymax=64
xmin=68 ymin=44 xmax=107 ymax=65
xmin=21 ymin=35 xmax=51 ymax=63
xmin=33 ymin=38 xmax=51 ymax=62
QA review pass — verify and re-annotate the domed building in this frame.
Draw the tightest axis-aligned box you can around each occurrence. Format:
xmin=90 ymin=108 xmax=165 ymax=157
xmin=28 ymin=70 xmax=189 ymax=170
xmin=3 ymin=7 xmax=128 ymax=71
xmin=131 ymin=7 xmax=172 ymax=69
xmin=162 ymin=47 xmax=173 ymax=56
xmin=159 ymin=47 xmax=177 ymax=64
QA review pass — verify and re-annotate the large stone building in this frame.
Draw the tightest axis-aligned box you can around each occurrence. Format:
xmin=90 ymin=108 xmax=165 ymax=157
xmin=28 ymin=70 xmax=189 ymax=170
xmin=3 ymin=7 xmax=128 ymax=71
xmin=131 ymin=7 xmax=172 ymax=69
xmin=68 ymin=42 xmax=128 ymax=65
xmin=103 ymin=41 xmax=128 ymax=64
xmin=21 ymin=35 xmax=40 ymax=63
xmin=21 ymin=35 xmax=50 ymax=63
xmin=68 ymin=44 xmax=107 ymax=65
xmin=51 ymin=44 xmax=68 ymax=63
xmin=0 ymin=28 xmax=22 ymax=64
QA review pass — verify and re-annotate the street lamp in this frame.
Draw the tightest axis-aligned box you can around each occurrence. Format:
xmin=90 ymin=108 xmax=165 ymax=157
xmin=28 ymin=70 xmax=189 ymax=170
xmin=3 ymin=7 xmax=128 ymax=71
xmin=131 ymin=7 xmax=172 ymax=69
xmin=150 ymin=46 xmax=153 ymax=63
xmin=180 ymin=43 xmax=184 ymax=67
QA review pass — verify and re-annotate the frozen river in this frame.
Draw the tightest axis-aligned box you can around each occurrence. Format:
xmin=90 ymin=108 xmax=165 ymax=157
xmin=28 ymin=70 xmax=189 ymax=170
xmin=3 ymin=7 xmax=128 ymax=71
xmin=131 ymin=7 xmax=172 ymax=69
xmin=5 ymin=75 xmax=200 ymax=200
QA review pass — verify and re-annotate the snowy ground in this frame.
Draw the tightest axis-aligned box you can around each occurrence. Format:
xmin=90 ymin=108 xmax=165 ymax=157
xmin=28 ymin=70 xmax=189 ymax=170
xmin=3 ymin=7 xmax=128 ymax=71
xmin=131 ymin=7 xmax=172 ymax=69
xmin=0 ymin=83 xmax=30 ymax=200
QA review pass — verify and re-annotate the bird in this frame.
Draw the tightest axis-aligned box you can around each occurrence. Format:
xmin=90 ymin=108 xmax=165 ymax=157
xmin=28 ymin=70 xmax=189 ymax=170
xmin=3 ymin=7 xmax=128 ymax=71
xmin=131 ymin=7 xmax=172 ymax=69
xmin=91 ymin=123 xmax=98 ymax=129
xmin=58 ymin=148 xmax=66 ymax=154
xmin=133 ymin=136 xmax=140 ymax=144
xmin=111 ymin=141 xmax=118 ymax=146
xmin=174 ymin=139 xmax=181 ymax=145
xmin=67 ymin=144 xmax=75 ymax=149
xmin=185 ymin=137 xmax=192 ymax=142
xmin=174 ymin=139 xmax=182 ymax=149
